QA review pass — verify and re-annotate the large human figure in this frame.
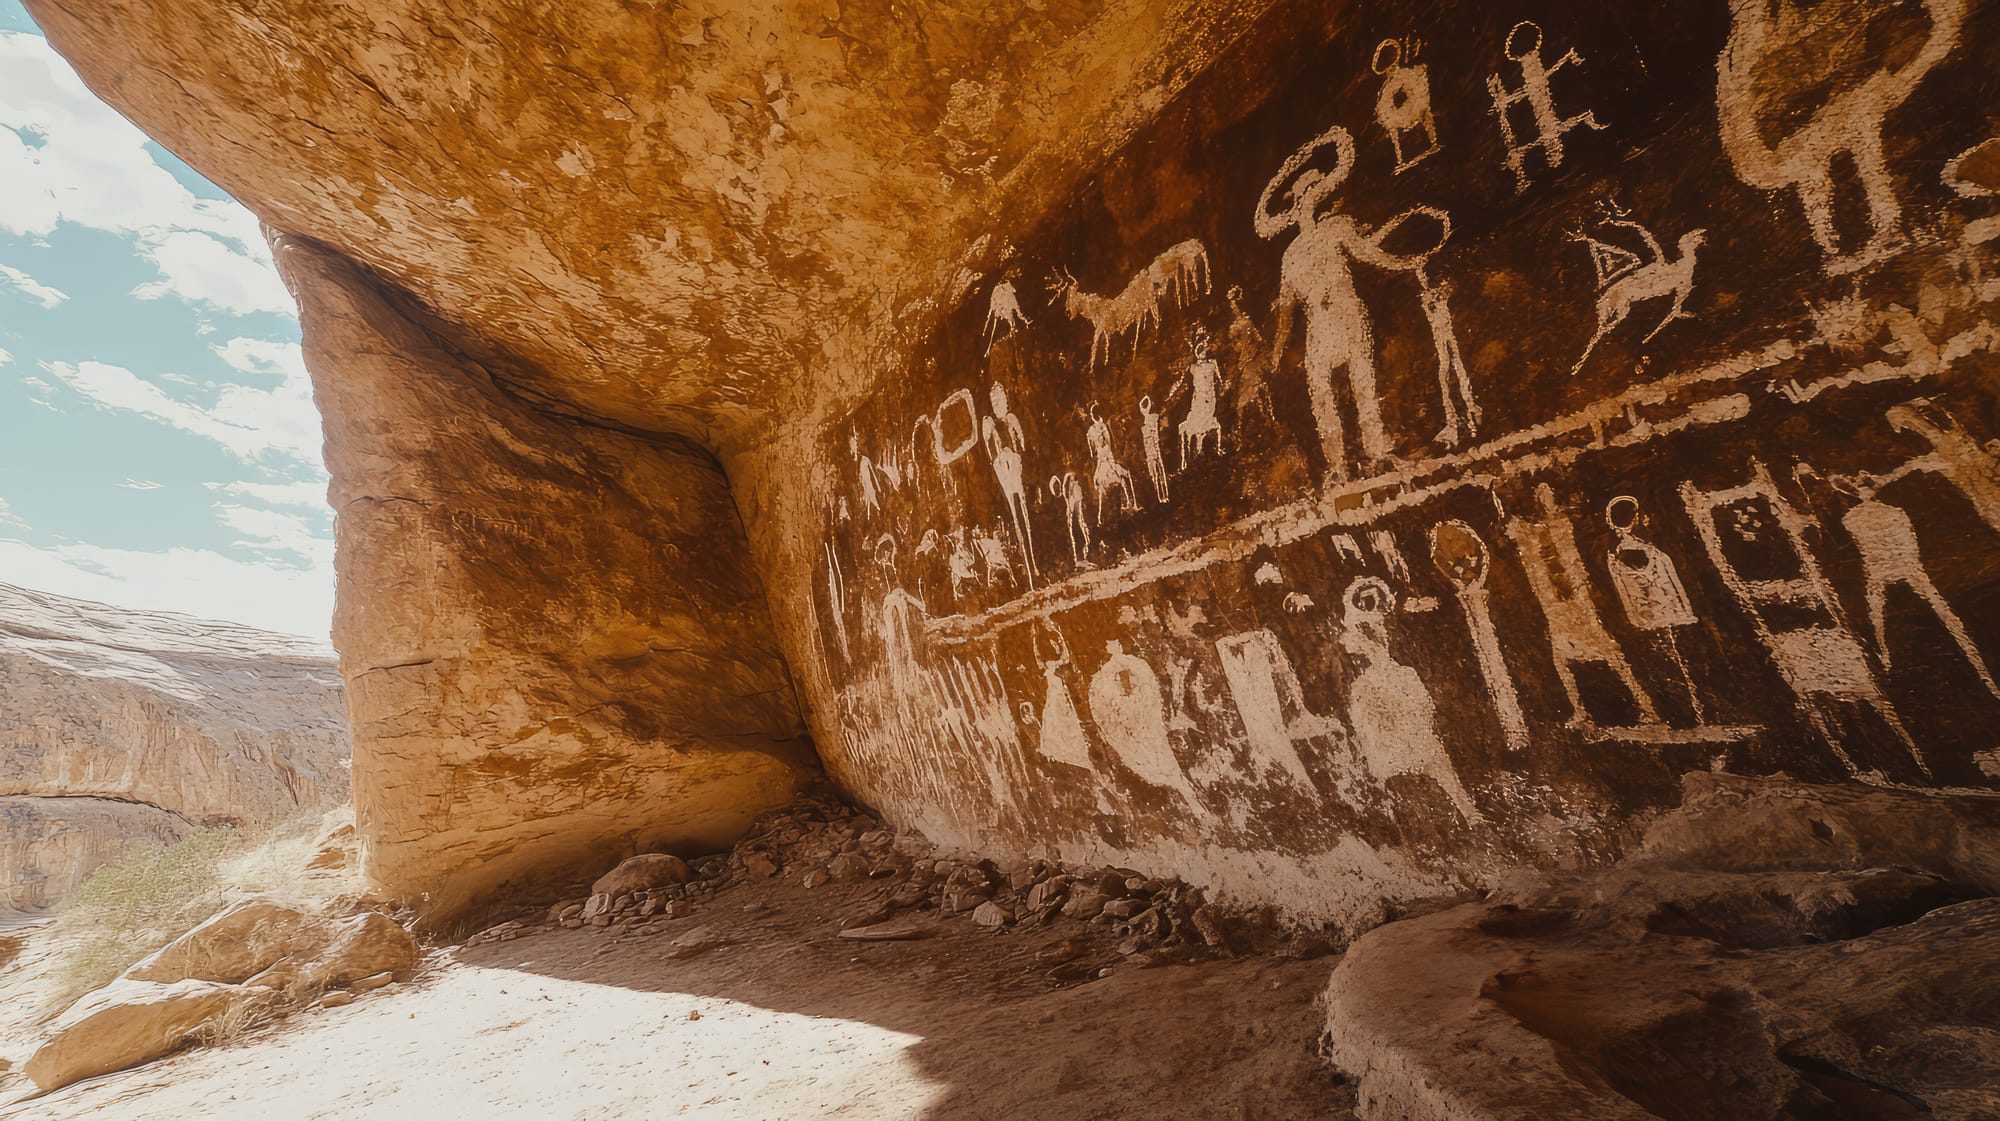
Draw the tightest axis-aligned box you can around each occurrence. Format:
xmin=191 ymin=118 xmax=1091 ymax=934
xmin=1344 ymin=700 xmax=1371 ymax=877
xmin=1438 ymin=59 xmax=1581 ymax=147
xmin=1258 ymin=124 xmax=1439 ymax=482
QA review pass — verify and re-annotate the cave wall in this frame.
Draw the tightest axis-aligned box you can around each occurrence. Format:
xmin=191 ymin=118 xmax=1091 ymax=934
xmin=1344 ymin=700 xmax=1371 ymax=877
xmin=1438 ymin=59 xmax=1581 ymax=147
xmin=737 ymin=0 xmax=2000 ymax=930
xmin=274 ymin=236 xmax=816 ymax=918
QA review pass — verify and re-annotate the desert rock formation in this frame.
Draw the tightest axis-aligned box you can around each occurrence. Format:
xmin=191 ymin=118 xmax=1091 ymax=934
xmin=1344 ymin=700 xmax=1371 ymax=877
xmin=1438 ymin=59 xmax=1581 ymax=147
xmin=25 ymin=0 xmax=2000 ymax=938
xmin=0 ymin=583 xmax=349 ymax=911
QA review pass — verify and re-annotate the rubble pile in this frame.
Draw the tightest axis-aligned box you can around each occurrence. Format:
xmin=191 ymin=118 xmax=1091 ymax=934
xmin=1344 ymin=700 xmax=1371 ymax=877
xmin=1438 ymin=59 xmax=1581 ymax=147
xmin=466 ymin=793 xmax=1338 ymax=976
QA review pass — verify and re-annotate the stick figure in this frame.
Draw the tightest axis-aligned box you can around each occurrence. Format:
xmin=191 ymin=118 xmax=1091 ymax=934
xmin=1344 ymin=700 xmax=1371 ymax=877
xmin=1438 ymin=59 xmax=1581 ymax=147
xmin=1084 ymin=403 xmax=1140 ymax=518
xmin=1050 ymin=472 xmax=1092 ymax=567
xmin=982 ymin=383 xmax=1038 ymax=587
xmin=1138 ymin=396 xmax=1170 ymax=503
xmin=1487 ymin=20 xmax=1606 ymax=192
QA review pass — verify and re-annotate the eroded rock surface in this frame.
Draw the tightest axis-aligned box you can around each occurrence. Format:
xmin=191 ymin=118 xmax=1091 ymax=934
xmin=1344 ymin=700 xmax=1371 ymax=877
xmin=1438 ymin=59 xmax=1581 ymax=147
xmin=0 ymin=584 xmax=349 ymax=911
xmin=1323 ymin=774 xmax=2000 ymax=1120
xmin=274 ymin=236 xmax=816 ymax=918
xmin=30 ymin=0 xmax=2000 ymax=931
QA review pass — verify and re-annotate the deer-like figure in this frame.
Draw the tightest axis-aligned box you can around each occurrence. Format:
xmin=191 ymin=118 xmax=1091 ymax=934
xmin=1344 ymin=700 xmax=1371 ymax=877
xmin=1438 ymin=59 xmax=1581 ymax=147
xmin=1049 ymin=265 xmax=1161 ymax=370
xmin=1568 ymin=216 xmax=1705 ymax=376
xmin=1148 ymin=239 xmax=1211 ymax=307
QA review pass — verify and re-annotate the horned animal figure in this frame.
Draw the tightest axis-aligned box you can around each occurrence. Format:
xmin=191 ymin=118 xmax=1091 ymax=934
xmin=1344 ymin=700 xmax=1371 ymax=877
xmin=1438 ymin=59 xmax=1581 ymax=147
xmin=1147 ymin=239 xmax=1211 ymax=307
xmin=1048 ymin=265 xmax=1162 ymax=370
xmin=1569 ymin=224 xmax=1705 ymax=376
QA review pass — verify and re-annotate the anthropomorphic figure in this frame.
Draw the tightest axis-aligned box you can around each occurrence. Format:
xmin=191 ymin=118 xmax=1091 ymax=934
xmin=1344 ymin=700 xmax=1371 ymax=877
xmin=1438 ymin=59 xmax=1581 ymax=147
xmin=1086 ymin=640 xmax=1205 ymax=814
xmin=1025 ymin=623 xmax=1094 ymax=772
xmin=1487 ymin=20 xmax=1606 ymax=192
xmin=1050 ymin=472 xmax=1092 ymax=567
xmin=1139 ymin=396 xmax=1171 ymax=503
xmin=1430 ymin=519 xmax=1531 ymax=750
xmin=1339 ymin=577 xmax=1482 ymax=822
xmin=1604 ymin=495 xmax=1707 ymax=721
xmin=1259 ymin=125 xmax=1440 ymax=481
xmin=1172 ymin=326 xmax=1225 ymax=468
xmin=1085 ymin=404 xmax=1140 ymax=518
xmin=1224 ymin=285 xmax=1276 ymax=432
xmin=1831 ymin=470 xmax=2000 ymax=698
xmin=982 ymin=383 xmax=1038 ymax=586
xmin=1505 ymin=483 xmax=1661 ymax=726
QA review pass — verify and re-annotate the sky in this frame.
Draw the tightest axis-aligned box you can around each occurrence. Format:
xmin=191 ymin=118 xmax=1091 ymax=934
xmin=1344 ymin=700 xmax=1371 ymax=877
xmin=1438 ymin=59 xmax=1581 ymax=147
xmin=0 ymin=2 xmax=333 ymax=638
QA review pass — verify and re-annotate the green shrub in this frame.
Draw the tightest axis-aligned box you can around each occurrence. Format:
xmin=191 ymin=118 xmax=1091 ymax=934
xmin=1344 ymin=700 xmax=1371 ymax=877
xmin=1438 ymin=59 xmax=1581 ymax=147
xmin=55 ymin=829 xmax=239 ymax=997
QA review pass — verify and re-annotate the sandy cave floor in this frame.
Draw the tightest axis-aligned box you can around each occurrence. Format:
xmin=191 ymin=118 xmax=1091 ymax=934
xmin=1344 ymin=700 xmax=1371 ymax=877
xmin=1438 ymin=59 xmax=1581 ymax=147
xmin=0 ymin=871 xmax=1353 ymax=1121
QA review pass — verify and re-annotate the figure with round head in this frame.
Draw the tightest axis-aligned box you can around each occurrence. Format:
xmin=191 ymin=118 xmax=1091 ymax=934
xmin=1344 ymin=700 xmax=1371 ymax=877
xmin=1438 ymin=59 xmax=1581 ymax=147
xmin=1339 ymin=576 xmax=1482 ymax=823
xmin=1260 ymin=124 xmax=1446 ymax=482
xmin=1428 ymin=519 xmax=1529 ymax=750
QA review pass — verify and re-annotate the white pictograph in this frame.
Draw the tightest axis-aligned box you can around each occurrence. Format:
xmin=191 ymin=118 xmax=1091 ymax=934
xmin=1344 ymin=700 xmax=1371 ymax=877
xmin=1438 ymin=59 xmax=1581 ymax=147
xmin=1373 ymin=37 xmax=1441 ymax=173
xmin=1047 ymin=240 xmax=1208 ymax=371
xmin=1086 ymin=640 xmax=1206 ymax=814
xmin=1815 ymin=467 xmax=2000 ymax=700
xmin=1139 ymin=396 xmax=1171 ymax=503
xmin=1604 ymin=496 xmax=1708 ymax=721
xmin=982 ymin=383 xmax=1039 ymax=587
xmin=1430 ymin=519 xmax=1531 ymax=751
xmin=1568 ymin=202 xmax=1705 ymax=376
xmin=1418 ymin=273 xmax=1481 ymax=446
xmin=1172 ymin=327 xmax=1225 ymax=468
xmin=1886 ymin=398 xmax=2000 ymax=535
xmin=1680 ymin=462 xmax=1927 ymax=777
xmin=1506 ymin=483 xmax=1661 ymax=727
xmin=1717 ymin=0 xmax=1966 ymax=271
xmin=983 ymin=279 xmax=1032 ymax=353
xmin=1214 ymin=628 xmax=1339 ymax=791
xmin=1086 ymin=404 xmax=1141 ymax=519
xmin=1029 ymin=623 xmax=1094 ymax=771
xmin=1050 ymin=471 xmax=1093 ymax=567
xmin=823 ymin=538 xmax=850 ymax=661
xmin=1945 ymin=138 xmax=2000 ymax=298
xmin=1339 ymin=577 xmax=1483 ymax=822
xmin=1224 ymin=286 xmax=1276 ymax=432
xmin=1260 ymin=124 xmax=1446 ymax=480
xmin=1486 ymin=20 xmax=1606 ymax=192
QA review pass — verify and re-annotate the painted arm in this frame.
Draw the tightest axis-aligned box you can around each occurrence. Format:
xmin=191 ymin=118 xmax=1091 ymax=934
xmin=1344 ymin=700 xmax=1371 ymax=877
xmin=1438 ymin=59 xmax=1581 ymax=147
xmin=1270 ymin=280 xmax=1298 ymax=373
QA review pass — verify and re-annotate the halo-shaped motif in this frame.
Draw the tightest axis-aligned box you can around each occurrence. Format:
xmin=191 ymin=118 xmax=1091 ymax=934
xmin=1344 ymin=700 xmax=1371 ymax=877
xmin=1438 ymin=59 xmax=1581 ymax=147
xmin=1254 ymin=124 xmax=1356 ymax=240
xmin=1345 ymin=575 xmax=1396 ymax=616
xmin=1504 ymin=20 xmax=1542 ymax=62
xmin=1604 ymin=494 xmax=1641 ymax=531
xmin=1371 ymin=38 xmax=1403 ymax=75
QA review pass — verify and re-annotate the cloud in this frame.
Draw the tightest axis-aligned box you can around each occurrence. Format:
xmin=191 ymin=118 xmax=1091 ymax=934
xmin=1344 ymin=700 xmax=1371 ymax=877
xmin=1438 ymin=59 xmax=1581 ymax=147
xmin=0 ymin=346 xmax=11 ymax=366
xmin=0 ymin=262 xmax=66 ymax=308
xmin=0 ymin=32 xmax=293 ymax=319
xmin=214 ymin=503 xmax=327 ymax=562
xmin=116 ymin=478 xmax=162 ymax=490
xmin=0 ymin=536 xmax=332 ymax=638
xmin=132 ymin=231 xmax=295 ymax=317
xmin=209 ymin=479 xmax=328 ymax=509
xmin=0 ymin=498 xmax=24 ymax=529
xmin=42 ymin=356 xmax=322 ymax=465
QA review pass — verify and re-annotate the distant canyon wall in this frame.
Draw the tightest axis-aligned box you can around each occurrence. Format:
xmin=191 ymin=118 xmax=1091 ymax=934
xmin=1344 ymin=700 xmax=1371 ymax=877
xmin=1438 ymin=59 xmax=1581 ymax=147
xmin=738 ymin=0 xmax=2000 ymax=930
xmin=0 ymin=584 xmax=350 ymax=911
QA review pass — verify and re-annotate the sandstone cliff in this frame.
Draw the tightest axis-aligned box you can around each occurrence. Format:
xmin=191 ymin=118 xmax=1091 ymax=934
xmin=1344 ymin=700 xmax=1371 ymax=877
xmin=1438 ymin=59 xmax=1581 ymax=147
xmin=0 ymin=583 xmax=350 ymax=911
xmin=29 ymin=0 xmax=2000 ymax=930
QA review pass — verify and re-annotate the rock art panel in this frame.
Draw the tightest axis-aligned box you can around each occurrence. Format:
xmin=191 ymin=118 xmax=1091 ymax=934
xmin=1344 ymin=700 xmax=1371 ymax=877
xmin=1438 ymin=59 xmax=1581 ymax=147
xmin=742 ymin=0 xmax=2000 ymax=932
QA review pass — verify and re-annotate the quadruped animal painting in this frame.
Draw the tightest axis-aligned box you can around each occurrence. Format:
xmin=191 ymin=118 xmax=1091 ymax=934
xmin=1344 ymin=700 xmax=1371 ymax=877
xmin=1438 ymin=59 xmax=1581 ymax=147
xmin=803 ymin=0 xmax=2000 ymax=927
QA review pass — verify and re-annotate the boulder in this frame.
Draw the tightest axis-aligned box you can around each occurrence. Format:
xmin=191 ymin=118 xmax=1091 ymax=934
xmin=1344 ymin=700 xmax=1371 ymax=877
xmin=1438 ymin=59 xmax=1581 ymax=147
xmin=305 ymin=911 xmax=418 ymax=988
xmin=25 ymin=978 xmax=240 ymax=1091
xmin=123 ymin=900 xmax=317 ymax=985
xmin=590 ymin=853 xmax=691 ymax=901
